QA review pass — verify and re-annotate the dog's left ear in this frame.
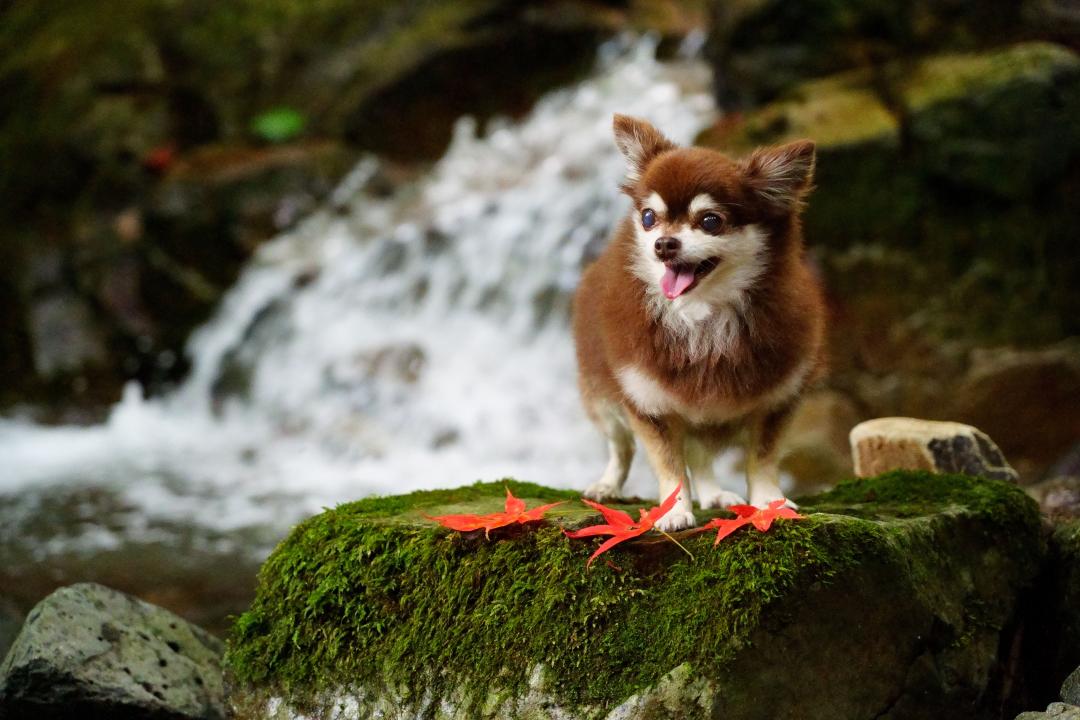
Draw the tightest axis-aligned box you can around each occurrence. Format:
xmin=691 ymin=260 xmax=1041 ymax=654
xmin=613 ymin=114 xmax=677 ymax=185
xmin=742 ymin=140 xmax=816 ymax=213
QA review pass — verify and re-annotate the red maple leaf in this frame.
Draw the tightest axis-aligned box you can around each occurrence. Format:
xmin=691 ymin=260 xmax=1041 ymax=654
xmin=142 ymin=143 xmax=177 ymax=174
xmin=701 ymin=499 xmax=803 ymax=545
xmin=426 ymin=487 xmax=565 ymax=537
xmin=563 ymin=483 xmax=682 ymax=567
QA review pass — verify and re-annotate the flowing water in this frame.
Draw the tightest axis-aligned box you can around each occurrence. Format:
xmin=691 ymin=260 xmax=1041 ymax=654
xmin=0 ymin=36 xmax=737 ymax=556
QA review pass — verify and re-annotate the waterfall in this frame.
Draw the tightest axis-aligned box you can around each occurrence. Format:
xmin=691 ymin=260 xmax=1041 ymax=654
xmin=0 ymin=36 xmax=724 ymax=543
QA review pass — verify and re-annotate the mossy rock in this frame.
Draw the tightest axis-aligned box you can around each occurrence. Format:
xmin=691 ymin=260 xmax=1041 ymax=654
xmin=227 ymin=472 xmax=1044 ymax=719
xmin=701 ymin=42 xmax=1080 ymax=344
xmin=705 ymin=0 xmax=1033 ymax=108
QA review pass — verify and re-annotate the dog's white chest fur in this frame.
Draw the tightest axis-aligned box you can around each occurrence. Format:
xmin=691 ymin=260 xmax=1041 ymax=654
xmin=616 ymin=366 xmax=682 ymax=417
xmin=616 ymin=359 xmax=813 ymax=424
xmin=616 ymin=366 xmax=744 ymax=424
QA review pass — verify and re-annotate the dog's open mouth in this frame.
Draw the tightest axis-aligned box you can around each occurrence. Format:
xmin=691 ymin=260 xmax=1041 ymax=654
xmin=661 ymin=257 xmax=721 ymax=300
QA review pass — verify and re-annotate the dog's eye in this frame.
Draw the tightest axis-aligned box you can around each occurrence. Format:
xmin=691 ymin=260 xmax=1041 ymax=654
xmin=701 ymin=214 xmax=724 ymax=234
xmin=641 ymin=208 xmax=657 ymax=229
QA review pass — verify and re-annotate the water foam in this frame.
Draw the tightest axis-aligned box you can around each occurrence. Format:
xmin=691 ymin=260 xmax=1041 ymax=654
xmin=0 ymin=36 xmax=729 ymax=545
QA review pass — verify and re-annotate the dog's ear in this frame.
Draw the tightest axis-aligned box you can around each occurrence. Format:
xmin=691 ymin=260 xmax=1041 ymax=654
xmin=741 ymin=140 xmax=816 ymax=213
xmin=613 ymin=114 xmax=676 ymax=186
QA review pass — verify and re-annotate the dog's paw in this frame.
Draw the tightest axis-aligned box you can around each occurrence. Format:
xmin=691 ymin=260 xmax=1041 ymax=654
xmin=654 ymin=510 xmax=697 ymax=532
xmin=583 ymin=481 xmax=621 ymax=502
xmin=749 ymin=493 xmax=798 ymax=511
xmin=700 ymin=490 xmax=747 ymax=509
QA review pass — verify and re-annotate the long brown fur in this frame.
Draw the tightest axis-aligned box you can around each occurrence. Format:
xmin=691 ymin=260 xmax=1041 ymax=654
xmin=572 ymin=115 xmax=826 ymax=529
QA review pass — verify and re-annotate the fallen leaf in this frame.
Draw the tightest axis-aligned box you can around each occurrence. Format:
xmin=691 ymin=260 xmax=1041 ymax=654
xmin=426 ymin=487 xmax=565 ymax=538
xmin=701 ymin=499 xmax=803 ymax=545
xmin=563 ymin=483 xmax=682 ymax=567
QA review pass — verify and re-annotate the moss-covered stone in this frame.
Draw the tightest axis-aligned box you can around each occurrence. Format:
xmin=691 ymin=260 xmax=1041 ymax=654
xmin=705 ymin=0 xmax=1039 ymax=108
xmin=227 ymin=472 xmax=1044 ymax=719
xmin=702 ymin=41 xmax=1080 ymax=360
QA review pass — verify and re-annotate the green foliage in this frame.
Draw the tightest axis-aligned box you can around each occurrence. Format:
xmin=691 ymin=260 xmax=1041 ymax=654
xmin=0 ymin=0 xmax=495 ymax=212
xmin=226 ymin=472 xmax=1041 ymax=716
xmin=250 ymin=108 xmax=306 ymax=143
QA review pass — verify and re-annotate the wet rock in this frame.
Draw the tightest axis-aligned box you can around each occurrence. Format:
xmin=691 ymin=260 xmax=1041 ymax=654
xmin=0 ymin=583 xmax=226 ymax=719
xmin=1063 ymin=666 xmax=1080 ymax=706
xmin=850 ymin=417 xmax=1019 ymax=482
xmin=228 ymin=472 xmax=1043 ymax=719
xmin=1016 ymin=703 xmax=1080 ymax=719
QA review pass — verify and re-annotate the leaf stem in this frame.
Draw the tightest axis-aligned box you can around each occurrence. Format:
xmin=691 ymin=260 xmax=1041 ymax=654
xmin=658 ymin=530 xmax=695 ymax=561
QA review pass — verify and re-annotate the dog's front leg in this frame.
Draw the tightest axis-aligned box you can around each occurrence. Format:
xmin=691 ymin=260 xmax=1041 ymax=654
xmin=746 ymin=403 xmax=798 ymax=509
xmin=625 ymin=409 xmax=696 ymax=530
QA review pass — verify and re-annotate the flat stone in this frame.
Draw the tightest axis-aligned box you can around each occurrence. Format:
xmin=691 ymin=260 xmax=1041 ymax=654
xmin=850 ymin=417 xmax=1018 ymax=482
xmin=0 ymin=583 xmax=226 ymax=720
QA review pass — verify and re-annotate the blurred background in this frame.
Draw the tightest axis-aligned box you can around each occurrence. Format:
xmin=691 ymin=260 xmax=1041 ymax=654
xmin=1 ymin=0 xmax=1078 ymax=642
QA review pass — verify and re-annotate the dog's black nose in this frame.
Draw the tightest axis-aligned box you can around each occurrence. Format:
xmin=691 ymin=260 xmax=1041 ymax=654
xmin=654 ymin=236 xmax=681 ymax=261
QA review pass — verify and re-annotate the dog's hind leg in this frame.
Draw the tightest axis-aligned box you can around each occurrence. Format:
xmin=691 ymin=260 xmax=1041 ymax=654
xmin=746 ymin=402 xmax=798 ymax=509
xmin=583 ymin=401 xmax=635 ymax=501
xmin=686 ymin=429 xmax=746 ymax=509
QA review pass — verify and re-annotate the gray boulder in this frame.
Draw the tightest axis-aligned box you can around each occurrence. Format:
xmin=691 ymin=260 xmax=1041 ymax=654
xmin=0 ymin=583 xmax=225 ymax=719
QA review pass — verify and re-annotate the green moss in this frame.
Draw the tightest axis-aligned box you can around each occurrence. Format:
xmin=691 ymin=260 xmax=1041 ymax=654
xmin=227 ymin=471 xmax=1041 ymax=717
xmin=896 ymin=42 xmax=1079 ymax=112
xmin=800 ymin=469 xmax=1039 ymax=520
xmin=701 ymin=42 xmax=1080 ymax=344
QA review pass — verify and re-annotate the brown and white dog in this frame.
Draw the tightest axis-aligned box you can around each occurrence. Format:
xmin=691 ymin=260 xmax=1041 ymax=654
xmin=572 ymin=114 xmax=827 ymax=531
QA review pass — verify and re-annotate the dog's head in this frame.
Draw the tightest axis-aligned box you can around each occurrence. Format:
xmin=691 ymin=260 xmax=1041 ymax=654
xmin=613 ymin=114 xmax=814 ymax=303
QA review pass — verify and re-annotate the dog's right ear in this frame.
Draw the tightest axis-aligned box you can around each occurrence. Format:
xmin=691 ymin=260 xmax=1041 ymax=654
xmin=613 ymin=114 xmax=676 ymax=187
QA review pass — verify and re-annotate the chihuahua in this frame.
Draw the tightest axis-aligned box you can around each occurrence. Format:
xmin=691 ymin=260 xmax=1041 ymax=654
xmin=572 ymin=114 xmax=826 ymax=531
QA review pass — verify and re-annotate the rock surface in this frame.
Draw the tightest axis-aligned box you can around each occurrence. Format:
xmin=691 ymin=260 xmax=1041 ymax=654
xmin=0 ymin=583 xmax=226 ymax=720
xmin=700 ymin=42 xmax=1080 ymax=484
xmin=850 ymin=417 xmax=1019 ymax=482
xmin=706 ymin=0 xmax=1036 ymax=107
xmin=1016 ymin=703 xmax=1080 ymax=719
xmin=227 ymin=473 xmax=1044 ymax=719
xmin=1063 ymin=667 xmax=1080 ymax=706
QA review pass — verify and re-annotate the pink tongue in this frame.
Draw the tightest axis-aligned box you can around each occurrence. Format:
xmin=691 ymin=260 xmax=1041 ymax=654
xmin=661 ymin=265 xmax=696 ymax=299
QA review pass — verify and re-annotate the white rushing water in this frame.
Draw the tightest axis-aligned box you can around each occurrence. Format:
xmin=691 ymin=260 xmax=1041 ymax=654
xmin=0 ymin=36 xmax=734 ymax=543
